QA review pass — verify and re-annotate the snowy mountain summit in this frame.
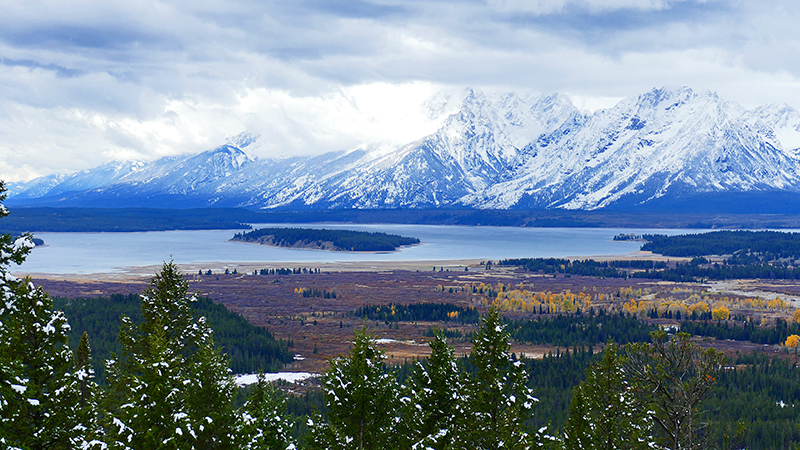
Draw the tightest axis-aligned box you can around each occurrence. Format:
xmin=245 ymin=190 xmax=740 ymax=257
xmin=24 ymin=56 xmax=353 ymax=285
xmin=9 ymin=87 xmax=800 ymax=212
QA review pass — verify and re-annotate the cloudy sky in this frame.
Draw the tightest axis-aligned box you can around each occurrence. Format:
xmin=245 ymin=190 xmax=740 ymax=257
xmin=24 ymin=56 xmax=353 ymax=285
xmin=1 ymin=0 xmax=799 ymax=182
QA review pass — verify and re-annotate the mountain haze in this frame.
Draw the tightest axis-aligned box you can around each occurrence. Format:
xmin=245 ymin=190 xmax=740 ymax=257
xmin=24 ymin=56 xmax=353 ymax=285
xmin=9 ymin=87 xmax=800 ymax=212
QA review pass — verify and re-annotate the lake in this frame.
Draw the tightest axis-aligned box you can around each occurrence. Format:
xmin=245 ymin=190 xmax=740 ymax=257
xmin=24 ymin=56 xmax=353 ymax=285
xmin=15 ymin=223 xmax=701 ymax=275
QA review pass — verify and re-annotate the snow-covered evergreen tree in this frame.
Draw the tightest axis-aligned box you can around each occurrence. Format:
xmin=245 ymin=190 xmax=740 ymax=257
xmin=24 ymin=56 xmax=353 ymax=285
xmin=308 ymin=327 xmax=405 ymax=450
xmin=0 ymin=278 xmax=105 ymax=449
xmin=104 ymin=261 xmax=238 ymax=449
xmin=239 ymin=374 xmax=296 ymax=450
xmin=457 ymin=307 xmax=538 ymax=450
xmin=0 ymin=181 xmax=103 ymax=449
xmin=73 ymin=331 xmax=105 ymax=445
xmin=563 ymin=343 xmax=655 ymax=450
xmin=407 ymin=328 xmax=463 ymax=450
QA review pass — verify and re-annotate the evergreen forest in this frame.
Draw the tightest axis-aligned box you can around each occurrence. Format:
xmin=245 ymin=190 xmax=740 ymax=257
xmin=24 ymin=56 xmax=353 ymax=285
xmin=53 ymin=293 xmax=294 ymax=383
xmin=231 ymin=227 xmax=420 ymax=252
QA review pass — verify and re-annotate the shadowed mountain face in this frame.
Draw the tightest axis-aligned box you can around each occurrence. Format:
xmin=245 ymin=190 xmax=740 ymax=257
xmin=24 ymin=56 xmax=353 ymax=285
xmin=9 ymin=87 xmax=800 ymax=212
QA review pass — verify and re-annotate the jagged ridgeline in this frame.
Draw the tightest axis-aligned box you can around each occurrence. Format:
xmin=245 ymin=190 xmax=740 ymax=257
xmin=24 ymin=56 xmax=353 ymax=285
xmin=231 ymin=227 xmax=420 ymax=252
xmin=53 ymin=294 xmax=293 ymax=383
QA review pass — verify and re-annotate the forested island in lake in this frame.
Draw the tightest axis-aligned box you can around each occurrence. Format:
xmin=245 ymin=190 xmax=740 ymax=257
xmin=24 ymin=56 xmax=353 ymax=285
xmin=230 ymin=227 xmax=420 ymax=252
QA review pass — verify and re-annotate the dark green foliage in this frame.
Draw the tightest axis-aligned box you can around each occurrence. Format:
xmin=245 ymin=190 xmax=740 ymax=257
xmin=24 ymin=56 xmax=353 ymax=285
xmin=232 ymin=227 xmax=420 ymax=252
xmin=626 ymin=332 xmax=724 ymax=450
xmin=104 ymin=261 xmax=239 ymax=449
xmin=239 ymin=374 xmax=296 ymax=450
xmin=519 ymin=346 xmax=599 ymax=434
xmin=407 ymin=329 xmax=463 ymax=450
xmin=501 ymin=257 xmax=666 ymax=278
xmin=459 ymin=308 xmax=538 ymax=449
xmin=679 ymin=318 xmax=799 ymax=345
xmin=353 ymin=302 xmax=480 ymax=324
xmin=641 ymin=230 xmax=800 ymax=258
xmin=503 ymin=253 xmax=800 ymax=282
xmin=300 ymin=287 xmax=337 ymax=298
xmin=507 ymin=312 xmax=658 ymax=347
xmin=631 ymin=261 xmax=800 ymax=282
xmin=705 ymin=352 xmax=800 ymax=449
xmin=0 ymin=279 xmax=103 ymax=449
xmin=254 ymin=267 xmax=319 ymax=275
xmin=54 ymin=293 xmax=292 ymax=382
xmin=563 ymin=344 xmax=654 ymax=450
xmin=307 ymin=327 xmax=405 ymax=450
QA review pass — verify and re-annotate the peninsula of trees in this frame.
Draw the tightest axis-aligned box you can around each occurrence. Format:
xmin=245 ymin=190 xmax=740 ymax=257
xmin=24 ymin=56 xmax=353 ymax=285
xmin=231 ymin=227 xmax=420 ymax=252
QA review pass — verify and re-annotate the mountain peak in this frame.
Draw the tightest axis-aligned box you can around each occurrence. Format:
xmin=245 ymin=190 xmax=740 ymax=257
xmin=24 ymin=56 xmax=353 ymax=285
xmin=226 ymin=131 xmax=260 ymax=149
xmin=9 ymin=86 xmax=800 ymax=212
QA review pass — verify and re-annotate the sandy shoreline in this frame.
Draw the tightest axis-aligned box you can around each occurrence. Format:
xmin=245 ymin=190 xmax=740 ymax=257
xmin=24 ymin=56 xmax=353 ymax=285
xmin=17 ymin=251 xmax=680 ymax=282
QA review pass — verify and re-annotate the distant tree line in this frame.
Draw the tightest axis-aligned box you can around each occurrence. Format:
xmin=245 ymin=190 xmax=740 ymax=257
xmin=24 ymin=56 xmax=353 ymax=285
xmin=641 ymin=230 xmax=800 ymax=259
xmin=297 ymin=287 xmax=337 ymax=298
xmin=678 ymin=317 xmax=800 ymax=345
xmin=232 ymin=227 xmax=420 ymax=252
xmin=0 ymin=207 xmax=252 ymax=232
xmin=501 ymin=257 xmax=667 ymax=278
xmin=502 ymin=255 xmax=800 ymax=282
xmin=629 ymin=260 xmax=800 ymax=282
xmin=507 ymin=311 xmax=658 ymax=347
xmin=261 ymin=267 xmax=320 ymax=275
xmin=353 ymin=302 xmax=480 ymax=324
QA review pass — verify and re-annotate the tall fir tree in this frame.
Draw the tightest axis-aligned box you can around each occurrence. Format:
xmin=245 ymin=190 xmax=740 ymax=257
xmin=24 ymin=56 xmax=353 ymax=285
xmin=407 ymin=328 xmax=463 ymax=450
xmin=563 ymin=343 xmax=655 ymax=450
xmin=0 ymin=181 xmax=103 ymax=449
xmin=458 ymin=307 xmax=539 ymax=450
xmin=74 ymin=331 xmax=104 ymax=442
xmin=104 ymin=261 xmax=238 ymax=449
xmin=308 ymin=327 xmax=406 ymax=450
xmin=0 ymin=278 xmax=104 ymax=449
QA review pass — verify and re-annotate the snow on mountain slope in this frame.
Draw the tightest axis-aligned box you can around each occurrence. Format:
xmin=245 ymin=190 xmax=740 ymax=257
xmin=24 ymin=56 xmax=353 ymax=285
xmin=260 ymin=90 xmax=580 ymax=208
xmin=8 ymin=86 xmax=800 ymax=211
xmin=746 ymin=103 xmax=800 ymax=155
xmin=464 ymin=87 xmax=800 ymax=209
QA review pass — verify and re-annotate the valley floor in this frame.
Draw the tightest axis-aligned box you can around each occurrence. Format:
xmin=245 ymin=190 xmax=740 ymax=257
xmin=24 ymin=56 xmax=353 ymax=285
xmin=30 ymin=259 xmax=799 ymax=374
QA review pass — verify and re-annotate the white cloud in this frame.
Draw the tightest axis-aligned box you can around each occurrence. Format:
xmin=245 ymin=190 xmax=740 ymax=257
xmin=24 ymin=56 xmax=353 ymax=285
xmin=486 ymin=0 xmax=703 ymax=14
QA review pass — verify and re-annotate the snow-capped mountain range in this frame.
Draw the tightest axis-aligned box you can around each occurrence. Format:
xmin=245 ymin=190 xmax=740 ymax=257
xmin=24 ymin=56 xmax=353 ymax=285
xmin=9 ymin=86 xmax=800 ymax=211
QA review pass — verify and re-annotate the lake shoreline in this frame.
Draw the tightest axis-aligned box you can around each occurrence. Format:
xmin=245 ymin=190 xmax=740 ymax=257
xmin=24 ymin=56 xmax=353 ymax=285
xmin=16 ymin=251 xmax=682 ymax=282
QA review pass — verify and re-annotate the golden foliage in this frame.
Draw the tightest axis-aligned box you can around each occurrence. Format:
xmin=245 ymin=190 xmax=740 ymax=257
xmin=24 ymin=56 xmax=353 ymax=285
xmin=711 ymin=306 xmax=730 ymax=321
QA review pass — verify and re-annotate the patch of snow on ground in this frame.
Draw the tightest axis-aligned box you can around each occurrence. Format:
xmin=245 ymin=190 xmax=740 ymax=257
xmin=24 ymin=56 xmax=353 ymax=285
xmin=234 ymin=372 xmax=319 ymax=386
xmin=372 ymin=338 xmax=424 ymax=345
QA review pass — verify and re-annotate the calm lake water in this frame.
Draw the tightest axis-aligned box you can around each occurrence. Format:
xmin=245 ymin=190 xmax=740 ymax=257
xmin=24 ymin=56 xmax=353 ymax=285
xmin=16 ymin=223 xmax=701 ymax=275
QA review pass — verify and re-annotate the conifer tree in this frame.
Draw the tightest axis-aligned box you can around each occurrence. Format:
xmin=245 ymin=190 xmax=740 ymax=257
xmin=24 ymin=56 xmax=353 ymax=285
xmin=0 ymin=182 xmax=103 ymax=449
xmin=458 ymin=307 xmax=538 ymax=450
xmin=0 ymin=278 xmax=104 ymax=449
xmin=563 ymin=343 xmax=654 ymax=450
xmin=625 ymin=331 xmax=724 ymax=450
xmin=308 ymin=327 xmax=405 ymax=450
xmin=239 ymin=374 xmax=296 ymax=450
xmin=74 ymin=331 xmax=103 ymax=439
xmin=407 ymin=328 xmax=462 ymax=450
xmin=104 ymin=261 xmax=238 ymax=449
